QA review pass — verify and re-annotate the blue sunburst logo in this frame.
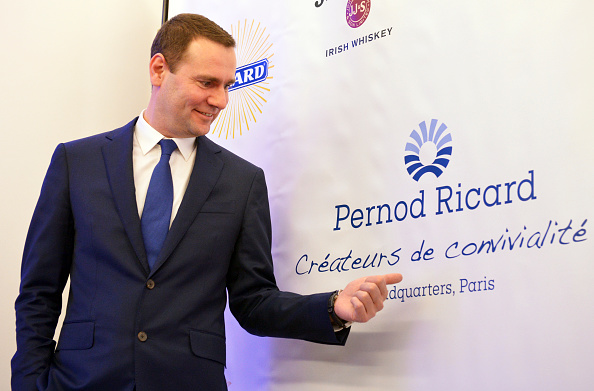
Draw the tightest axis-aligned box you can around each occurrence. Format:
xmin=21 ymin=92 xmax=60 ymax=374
xmin=404 ymin=119 xmax=453 ymax=182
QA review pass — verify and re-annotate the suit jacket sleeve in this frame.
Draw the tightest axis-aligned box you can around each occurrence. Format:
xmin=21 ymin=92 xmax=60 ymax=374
xmin=225 ymin=167 xmax=349 ymax=345
xmin=12 ymin=144 xmax=74 ymax=390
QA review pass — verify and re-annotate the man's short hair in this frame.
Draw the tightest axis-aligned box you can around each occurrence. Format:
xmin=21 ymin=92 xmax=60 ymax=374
xmin=151 ymin=13 xmax=236 ymax=73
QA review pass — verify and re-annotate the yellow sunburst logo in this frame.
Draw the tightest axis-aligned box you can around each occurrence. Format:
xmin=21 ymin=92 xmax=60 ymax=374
xmin=211 ymin=20 xmax=274 ymax=139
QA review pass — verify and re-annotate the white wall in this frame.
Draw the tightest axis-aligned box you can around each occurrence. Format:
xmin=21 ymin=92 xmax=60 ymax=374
xmin=0 ymin=0 xmax=162 ymax=386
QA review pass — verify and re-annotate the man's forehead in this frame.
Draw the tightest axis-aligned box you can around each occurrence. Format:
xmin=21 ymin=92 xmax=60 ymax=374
xmin=185 ymin=38 xmax=236 ymax=63
xmin=178 ymin=38 xmax=236 ymax=78
xmin=186 ymin=37 xmax=236 ymax=56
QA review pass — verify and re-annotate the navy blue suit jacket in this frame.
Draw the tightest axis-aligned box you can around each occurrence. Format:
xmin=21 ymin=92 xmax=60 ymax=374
xmin=12 ymin=118 xmax=348 ymax=390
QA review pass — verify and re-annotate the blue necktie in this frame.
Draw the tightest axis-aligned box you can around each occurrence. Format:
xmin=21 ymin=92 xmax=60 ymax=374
xmin=141 ymin=139 xmax=178 ymax=270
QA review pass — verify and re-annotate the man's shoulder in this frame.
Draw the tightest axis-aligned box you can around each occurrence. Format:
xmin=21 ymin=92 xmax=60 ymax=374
xmin=63 ymin=118 xmax=137 ymax=150
xmin=198 ymin=135 xmax=261 ymax=173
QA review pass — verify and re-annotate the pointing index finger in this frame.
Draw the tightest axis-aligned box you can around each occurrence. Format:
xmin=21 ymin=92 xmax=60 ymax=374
xmin=384 ymin=273 xmax=403 ymax=285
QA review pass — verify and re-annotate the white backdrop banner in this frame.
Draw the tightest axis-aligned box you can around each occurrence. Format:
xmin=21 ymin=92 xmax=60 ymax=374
xmin=170 ymin=1 xmax=594 ymax=390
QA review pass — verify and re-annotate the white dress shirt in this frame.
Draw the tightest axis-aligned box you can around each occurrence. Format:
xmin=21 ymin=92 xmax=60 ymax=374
xmin=133 ymin=111 xmax=197 ymax=226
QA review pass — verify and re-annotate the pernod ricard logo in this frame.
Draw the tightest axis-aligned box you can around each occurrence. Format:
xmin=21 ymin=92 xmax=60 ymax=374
xmin=210 ymin=20 xmax=274 ymax=139
xmin=404 ymin=120 xmax=453 ymax=182
xmin=346 ymin=0 xmax=371 ymax=28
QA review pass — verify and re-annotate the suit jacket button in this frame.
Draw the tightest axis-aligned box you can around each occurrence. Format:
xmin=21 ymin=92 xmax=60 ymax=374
xmin=146 ymin=279 xmax=155 ymax=289
xmin=138 ymin=331 xmax=148 ymax=342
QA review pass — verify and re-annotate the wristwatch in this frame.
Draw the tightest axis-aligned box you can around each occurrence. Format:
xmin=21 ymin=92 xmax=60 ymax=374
xmin=328 ymin=290 xmax=353 ymax=332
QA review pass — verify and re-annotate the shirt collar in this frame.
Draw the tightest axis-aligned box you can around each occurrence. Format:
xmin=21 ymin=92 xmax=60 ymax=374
xmin=135 ymin=110 xmax=196 ymax=161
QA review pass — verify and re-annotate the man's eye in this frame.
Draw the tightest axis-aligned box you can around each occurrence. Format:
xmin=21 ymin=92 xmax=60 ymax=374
xmin=200 ymin=81 xmax=212 ymax=88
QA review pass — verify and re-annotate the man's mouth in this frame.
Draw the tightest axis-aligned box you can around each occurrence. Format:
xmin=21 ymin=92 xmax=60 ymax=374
xmin=197 ymin=110 xmax=214 ymax=118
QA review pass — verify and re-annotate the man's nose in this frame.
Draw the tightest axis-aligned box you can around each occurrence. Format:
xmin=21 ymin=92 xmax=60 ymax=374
xmin=208 ymin=87 xmax=228 ymax=109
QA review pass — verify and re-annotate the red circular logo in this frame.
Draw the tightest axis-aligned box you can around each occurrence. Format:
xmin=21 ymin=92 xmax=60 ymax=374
xmin=346 ymin=0 xmax=371 ymax=28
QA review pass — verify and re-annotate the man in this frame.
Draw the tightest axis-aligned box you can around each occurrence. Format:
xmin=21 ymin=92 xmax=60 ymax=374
xmin=12 ymin=13 xmax=402 ymax=390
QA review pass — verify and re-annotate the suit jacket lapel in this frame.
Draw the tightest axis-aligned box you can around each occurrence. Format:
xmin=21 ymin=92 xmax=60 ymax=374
xmin=101 ymin=118 xmax=150 ymax=273
xmin=151 ymin=135 xmax=224 ymax=274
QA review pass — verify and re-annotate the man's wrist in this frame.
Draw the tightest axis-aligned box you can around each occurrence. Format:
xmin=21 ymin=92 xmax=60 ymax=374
xmin=328 ymin=290 xmax=353 ymax=332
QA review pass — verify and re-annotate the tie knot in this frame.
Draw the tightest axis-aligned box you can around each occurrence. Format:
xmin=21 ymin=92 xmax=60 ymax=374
xmin=159 ymin=139 xmax=178 ymax=157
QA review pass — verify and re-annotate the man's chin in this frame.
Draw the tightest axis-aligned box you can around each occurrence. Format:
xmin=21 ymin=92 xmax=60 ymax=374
xmin=188 ymin=124 xmax=212 ymax=138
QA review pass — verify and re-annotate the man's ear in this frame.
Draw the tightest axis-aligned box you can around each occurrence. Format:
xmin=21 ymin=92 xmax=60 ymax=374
xmin=149 ymin=53 xmax=168 ymax=87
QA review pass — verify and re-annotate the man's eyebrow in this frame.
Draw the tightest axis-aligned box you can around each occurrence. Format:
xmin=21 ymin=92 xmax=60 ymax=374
xmin=192 ymin=75 xmax=236 ymax=85
xmin=192 ymin=75 xmax=219 ymax=82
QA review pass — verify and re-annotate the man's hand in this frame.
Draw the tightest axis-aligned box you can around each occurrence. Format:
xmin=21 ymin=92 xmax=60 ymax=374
xmin=334 ymin=273 xmax=403 ymax=323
